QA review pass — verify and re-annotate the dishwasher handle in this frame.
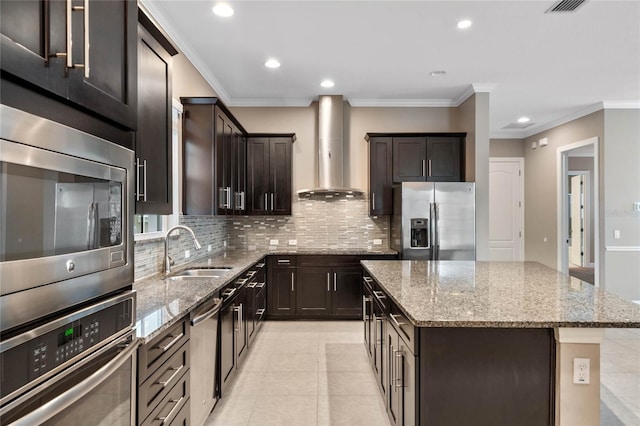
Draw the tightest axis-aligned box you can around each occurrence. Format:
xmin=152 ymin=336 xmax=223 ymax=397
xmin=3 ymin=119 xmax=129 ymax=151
xmin=191 ymin=298 xmax=223 ymax=327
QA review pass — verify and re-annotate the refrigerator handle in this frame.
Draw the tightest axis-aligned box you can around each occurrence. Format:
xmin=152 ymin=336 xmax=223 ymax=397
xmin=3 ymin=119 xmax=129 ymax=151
xmin=430 ymin=202 xmax=436 ymax=260
xmin=435 ymin=202 xmax=440 ymax=259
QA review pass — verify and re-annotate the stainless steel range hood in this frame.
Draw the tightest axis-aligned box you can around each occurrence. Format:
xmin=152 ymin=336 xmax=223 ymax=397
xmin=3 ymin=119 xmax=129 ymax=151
xmin=297 ymin=95 xmax=364 ymax=196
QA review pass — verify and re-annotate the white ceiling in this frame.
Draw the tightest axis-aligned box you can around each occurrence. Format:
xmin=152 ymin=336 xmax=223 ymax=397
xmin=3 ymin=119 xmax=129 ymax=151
xmin=143 ymin=0 xmax=640 ymax=138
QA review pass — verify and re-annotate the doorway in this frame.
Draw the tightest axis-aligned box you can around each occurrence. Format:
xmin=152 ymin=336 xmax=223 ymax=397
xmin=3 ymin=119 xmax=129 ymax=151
xmin=489 ymin=157 xmax=524 ymax=261
xmin=557 ymin=138 xmax=598 ymax=286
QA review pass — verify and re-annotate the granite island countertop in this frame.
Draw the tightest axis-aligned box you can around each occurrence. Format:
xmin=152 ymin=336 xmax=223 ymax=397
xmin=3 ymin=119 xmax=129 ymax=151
xmin=134 ymin=247 xmax=397 ymax=342
xmin=361 ymin=260 xmax=640 ymax=328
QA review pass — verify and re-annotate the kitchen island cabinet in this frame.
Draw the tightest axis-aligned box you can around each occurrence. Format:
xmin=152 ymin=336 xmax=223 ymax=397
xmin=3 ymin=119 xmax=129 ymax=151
xmin=361 ymin=260 xmax=640 ymax=426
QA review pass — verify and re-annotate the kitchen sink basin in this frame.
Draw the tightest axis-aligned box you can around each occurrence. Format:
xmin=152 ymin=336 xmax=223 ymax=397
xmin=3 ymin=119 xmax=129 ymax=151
xmin=169 ymin=266 xmax=232 ymax=280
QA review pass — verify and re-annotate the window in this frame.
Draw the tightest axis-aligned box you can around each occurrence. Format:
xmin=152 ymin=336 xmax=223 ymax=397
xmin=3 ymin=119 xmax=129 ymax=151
xmin=134 ymin=102 xmax=181 ymax=240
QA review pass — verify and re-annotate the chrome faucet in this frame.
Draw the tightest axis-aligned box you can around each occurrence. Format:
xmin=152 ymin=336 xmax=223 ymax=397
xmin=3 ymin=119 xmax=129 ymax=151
xmin=164 ymin=225 xmax=202 ymax=275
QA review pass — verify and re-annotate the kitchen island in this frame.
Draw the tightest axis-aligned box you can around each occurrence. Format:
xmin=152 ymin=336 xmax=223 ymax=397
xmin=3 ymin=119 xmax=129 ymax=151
xmin=361 ymin=260 xmax=640 ymax=426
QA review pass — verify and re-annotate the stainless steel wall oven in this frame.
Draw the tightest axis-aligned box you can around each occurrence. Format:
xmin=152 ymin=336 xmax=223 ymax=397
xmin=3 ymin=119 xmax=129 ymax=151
xmin=0 ymin=105 xmax=137 ymax=424
xmin=0 ymin=105 xmax=135 ymax=335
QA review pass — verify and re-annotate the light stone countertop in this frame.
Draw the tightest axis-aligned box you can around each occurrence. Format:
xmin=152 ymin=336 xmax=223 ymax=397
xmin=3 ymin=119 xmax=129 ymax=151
xmin=134 ymin=248 xmax=398 ymax=342
xmin=361 ymin=260 xmax=640 ymax=328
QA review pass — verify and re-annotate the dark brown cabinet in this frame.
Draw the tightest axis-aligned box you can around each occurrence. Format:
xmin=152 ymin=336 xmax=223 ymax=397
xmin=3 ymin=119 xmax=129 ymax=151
xmin=137 ymin=317 xmax=190 ymax=425
xmin=135 ymin=10 xmax=177 ymax=214
xmin=296 ymin=267 xmax=333 ymax=316
xmin=267 ymin=256 xmax=297 ymax=316
xmin=247 ymin=135 xmax=294 ymax=215
xmin=367 ymin=136 xmax=393 ymax=216
xmin=0 ymin=0 xmax=137 ymax=130
xmin=181 ymin=98 xmax=247 ymax=215
xmin=392 ymin=135 xmax=463 ymax=183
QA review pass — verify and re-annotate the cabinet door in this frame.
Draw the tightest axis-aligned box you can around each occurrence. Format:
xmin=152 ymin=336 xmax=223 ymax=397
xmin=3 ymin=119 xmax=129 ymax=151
xmin=426 ymin=136 xmax=462 ymax=182
xmin=247 ymin=138 xmax=271 ymax=215
xmin=398 ymin=342 xmax=416 ymax=426
xmin=220 ymin=301 xmax=236 ymax=394
xmin=0 ymin=0 xmax=66 ymax=96
xmin=296 ymin=267 xmax=332 ymax=317
xmin=268 ymin=268 xmax=296 ymax=315
xmin=135 ymin=24 xmax=172 ymax=214
xmin=182 ymin=104 xmax=215 ymax=215
xmin=215 ymin=109 xmax=234 ymax=215
xmin=332 ymin=266 xmax=363 ymax=317
xmin=269 ymin=137 xmax=292 ymax=215
xmin=387 ymin=325 xmax=401 ymax=426
xmin=363 ymin=282 xmax=374 ymax=358
xmin=393 ymin=137 xmax=427 ymax=182
xmin=233 ymin=133 xmax=247 ymax=215
xmin=368 ymin=137 xmax=393 ymax=215
xmin=67 ymin=0 xmax=137 ymax=129
xmin=235 ymin=291 xmax=248 ymax=362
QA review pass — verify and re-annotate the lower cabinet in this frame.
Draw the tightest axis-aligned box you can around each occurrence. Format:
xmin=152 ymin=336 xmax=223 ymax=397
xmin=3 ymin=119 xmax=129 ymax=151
xmin=386 ymin=311 xmax=416 ymax=426
xmin=267 ymin=256 xmax=297 ymax=316
xmin=137 ymin=318 xmax=190 ymax=426
xmin=220 ymin=284 xmax=248 ymax=396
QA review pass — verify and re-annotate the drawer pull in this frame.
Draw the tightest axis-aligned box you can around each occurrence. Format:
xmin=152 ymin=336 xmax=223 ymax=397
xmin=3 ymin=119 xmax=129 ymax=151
xmin=256 ymin=262 xmax=265 ymax=268
xmin=157 ymin=396 xmax=184 ymax=424
xmin=154 ymin=333 xmax=182 ymax=353
xmin=247 ymin=282 xmax=257 ymax=288
xmin=222 ymin=287 xmax=236 ymax=298
xmin=246 ymin=271 xmax=257 ymax=278
xmin=363 ymin=277 xmax=373 ymax=284
xmin=395 ymin=351 xmax=404 ymax=388
xmin=236 ymin=278 xmax=249 ymax=285
xmin=156 ymin=364 xmax=184 ymax=388
xmin=389 ymin=313 xmax=407 ymax=329
xmin=278 ymin=259 xmax=291 ymax=264
xmin=256 ymin=282 xmax=266 ymax=288
xmin=372 ymin=290 xmax=386 ymax=301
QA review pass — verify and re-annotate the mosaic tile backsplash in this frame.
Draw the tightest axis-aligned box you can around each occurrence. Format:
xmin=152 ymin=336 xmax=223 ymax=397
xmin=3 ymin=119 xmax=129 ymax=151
xmin=134 ymin=196 xmax=389 ymax=280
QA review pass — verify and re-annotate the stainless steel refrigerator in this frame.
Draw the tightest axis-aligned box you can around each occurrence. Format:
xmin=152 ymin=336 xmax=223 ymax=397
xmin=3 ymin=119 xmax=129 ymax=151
xmin=390 ymin=182 xmax=476 ymax=260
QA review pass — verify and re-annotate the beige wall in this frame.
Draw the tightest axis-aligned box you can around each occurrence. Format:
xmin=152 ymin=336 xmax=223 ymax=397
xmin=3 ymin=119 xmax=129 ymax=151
xmin=603 ymin=109 xmax=640 ymax=300
xmin=172 ymin=49 xmax=218 ymax=99
xmin=458 ymin=93 xmax=491 ymax=260
xmin=231 ymin=104 xmax=460 ymax=194
xmin=523 ymin=111 xmax=604 ymax=271
xmin=490 ymin=139 xmax=525 ymax=157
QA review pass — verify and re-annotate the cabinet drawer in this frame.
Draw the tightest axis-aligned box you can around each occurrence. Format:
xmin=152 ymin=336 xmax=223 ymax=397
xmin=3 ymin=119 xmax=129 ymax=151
xmin=141 ymin=372 xmax=190 ymax=426
xmin=138 ymin=319 xmax=190 ymax=381
xmin=297 ymin=255 xmax=360 ymax=267
xmin=139 ymin=341 xmax=190 ymax=422
xmin=389 ymin=302 xmax=417 ymax=355
xmin=268 ymin=255 xmax=296 ymax=267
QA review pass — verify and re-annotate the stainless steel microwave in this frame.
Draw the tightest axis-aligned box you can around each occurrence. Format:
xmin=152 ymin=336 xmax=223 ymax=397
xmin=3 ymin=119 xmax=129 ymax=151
xmin=0 ymin=105 xmax=134 ymax=334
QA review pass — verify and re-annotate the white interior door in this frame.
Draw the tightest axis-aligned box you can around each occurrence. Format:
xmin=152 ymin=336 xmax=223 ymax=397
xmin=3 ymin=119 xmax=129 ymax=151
xmin=489 ymin=158 xmax=524 ymax=261
xmin=570 ymin=175 xmax=584 ymax=266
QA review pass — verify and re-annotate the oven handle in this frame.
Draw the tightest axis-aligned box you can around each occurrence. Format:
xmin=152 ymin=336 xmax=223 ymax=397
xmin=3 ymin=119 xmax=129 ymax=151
xmin=9 ymin=336 xmax=138 ymax=426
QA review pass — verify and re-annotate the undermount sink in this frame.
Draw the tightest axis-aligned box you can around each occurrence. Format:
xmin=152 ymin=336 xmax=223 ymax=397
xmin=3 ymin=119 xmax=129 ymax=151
xmin=169 ymin=266 xmax=232 ymax=280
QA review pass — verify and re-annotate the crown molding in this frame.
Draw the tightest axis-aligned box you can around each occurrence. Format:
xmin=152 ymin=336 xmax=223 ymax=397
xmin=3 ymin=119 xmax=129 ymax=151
xmin=519 ymin=102 xmax=605 ymax=138
xmin=229 ymin=98 xmax=313 ymax=107
xmin=348 ymin=99 xmax=457 ymax=107
xmin=140 ymin=0 xmax=232 ymax=105
xmin=601 ymin=101 xmax=640 ymax=109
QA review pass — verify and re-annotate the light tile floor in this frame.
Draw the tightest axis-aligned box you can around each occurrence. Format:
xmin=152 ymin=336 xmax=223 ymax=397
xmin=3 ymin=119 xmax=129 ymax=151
xmin=206 ymin=321 xmax=390 ymax=426
xmin=206 ymin=322 xmax=639 ymax=426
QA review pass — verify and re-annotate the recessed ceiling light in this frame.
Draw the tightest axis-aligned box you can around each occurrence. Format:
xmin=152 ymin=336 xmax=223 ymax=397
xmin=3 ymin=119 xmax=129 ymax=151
xmin=457 ymin=19 xmax=472 ymax=29
xmin=517 ymin=116 xmax=530 ymax=123
xmin=430 ymin=70 xmax=447 ymax=77
xmin=320 ymin=80 xmax=335 ymax=88
xmin=265 ymin=59 xmax=281 ymax=69
xmin=213 ymin=3 xmax=234 ymax=17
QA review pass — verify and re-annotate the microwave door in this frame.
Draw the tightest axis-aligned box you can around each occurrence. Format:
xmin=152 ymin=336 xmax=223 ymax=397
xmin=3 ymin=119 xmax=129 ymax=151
xmin=54 ymin=183 xmax=96 ymax=252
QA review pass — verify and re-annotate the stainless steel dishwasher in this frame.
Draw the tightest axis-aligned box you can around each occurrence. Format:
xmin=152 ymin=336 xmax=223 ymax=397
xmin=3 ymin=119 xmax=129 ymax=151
xmin=190 ymin=296 xmax=223 ymax=426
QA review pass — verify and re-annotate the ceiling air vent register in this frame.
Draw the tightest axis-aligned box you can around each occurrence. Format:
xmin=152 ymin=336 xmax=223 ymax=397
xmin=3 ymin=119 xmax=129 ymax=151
xmin=546 ymin=0 xmax=587 ymax=13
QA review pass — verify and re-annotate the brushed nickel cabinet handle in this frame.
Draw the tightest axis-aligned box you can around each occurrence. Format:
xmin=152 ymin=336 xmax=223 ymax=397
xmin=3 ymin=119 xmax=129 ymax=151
xmin=422 ymin=159 xmax=426 ymax=177
xmin=291 ymin=273 xmax=294 ymax=292
xmin=333 ymin=273 xmax=337 ymax=291
xmin=395 ymin=351 xmax=404 ymax=388
xmin=372 ymin=192 xmax=376 ymax=210
xmin=154 ymin=333 xmax=182 ymax=352
xmin=157 ymin=396 xmax=184 ymax=423
xmin=156 ymin=364 xmax=184 ymax=387
xmin=428 ymin=159 xmax=432 ymax=177
xmin=271 ymin=193 xmax=275 ymax=211
xmin=389 ymin=313 xmax=406 ymax=329
xmin=327 ymin=273 xmax=331 ymax=292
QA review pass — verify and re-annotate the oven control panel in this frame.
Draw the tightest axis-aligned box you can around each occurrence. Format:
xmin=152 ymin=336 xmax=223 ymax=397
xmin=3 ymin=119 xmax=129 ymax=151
xmin=1 ymin=295 xmax=134 ymax=402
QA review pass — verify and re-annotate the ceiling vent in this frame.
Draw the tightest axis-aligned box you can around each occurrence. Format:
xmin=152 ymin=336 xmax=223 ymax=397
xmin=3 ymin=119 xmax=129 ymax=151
xmin=546 ymin=0 xmax=587 ymax=13
xmin=502 ymin=122 xmax=535 ymax=130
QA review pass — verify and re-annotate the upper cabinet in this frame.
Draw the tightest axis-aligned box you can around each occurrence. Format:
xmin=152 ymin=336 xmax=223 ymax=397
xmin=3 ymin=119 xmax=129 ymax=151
xmin=367 ymin=136 xmax=393 ymax=216
xmin=247 ymin=135 xmax=295 ymax=215
xmin=135 ymin=9 xmax=178 ymax=215
xmin=0 ymin=0 xmax=138 ymax=130
xmin=181 ymin=98 xmax=248 ymax=216
xmin=392 ymin=135 xmax=464 ymax=182
xmin=366 ymin=133 xmax=465 ymax=215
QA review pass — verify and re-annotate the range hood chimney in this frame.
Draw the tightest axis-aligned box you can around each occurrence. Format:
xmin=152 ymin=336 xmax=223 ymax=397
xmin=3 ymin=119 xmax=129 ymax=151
xmin=297 ymin=95 xmax=364 ymax=196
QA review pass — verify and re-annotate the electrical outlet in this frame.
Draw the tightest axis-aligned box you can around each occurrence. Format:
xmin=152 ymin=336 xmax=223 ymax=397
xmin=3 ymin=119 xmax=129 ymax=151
xmin=288 ymin=239 xmax=297 ymax=246
xmin=207 ymin=244 xmax=212 ymax=252
xmin=573 ymin=358 xmax=590 ymax=384
xmin=373 ymin=239 xmax=382 ymax=245
xmin=270 ymin=239 xmax=279 ymax=246
xmin=614 ymin=230 xmax=621 ymax=239
xmin=184 ymin=250 xmax=191 ymax=259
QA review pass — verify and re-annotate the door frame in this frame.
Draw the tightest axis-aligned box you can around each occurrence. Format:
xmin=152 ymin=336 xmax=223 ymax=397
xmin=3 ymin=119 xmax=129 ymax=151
xmin=489 ymin=157 xmax=525 ymax=261
xmin=557 ymin=137 xmax=599 ymax=286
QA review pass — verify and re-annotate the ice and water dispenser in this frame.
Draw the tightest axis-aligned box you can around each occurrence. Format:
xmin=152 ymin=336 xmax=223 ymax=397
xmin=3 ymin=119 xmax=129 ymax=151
xmin=410 ymin=218 xmax=429 ymax=248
